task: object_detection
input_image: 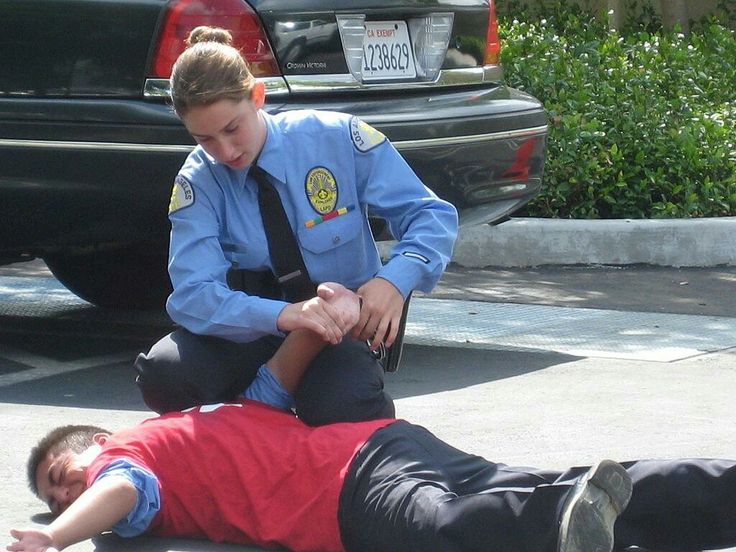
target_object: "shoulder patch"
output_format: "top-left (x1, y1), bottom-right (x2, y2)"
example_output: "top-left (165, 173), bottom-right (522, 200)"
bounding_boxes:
top-left (168, 176), bottom-right (195, 214)
top-left (350, 117), bottom-right (386, 152)
top-left (305, 166), bottom-right (338, 215)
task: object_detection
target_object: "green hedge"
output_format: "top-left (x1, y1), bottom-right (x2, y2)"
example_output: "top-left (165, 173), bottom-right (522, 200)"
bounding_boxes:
top-left (499, 1), bottom-right (736, 218)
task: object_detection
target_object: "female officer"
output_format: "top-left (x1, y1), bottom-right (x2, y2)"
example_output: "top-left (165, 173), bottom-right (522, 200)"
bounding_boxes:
top-left (134, 26), bottom-right (458, 426)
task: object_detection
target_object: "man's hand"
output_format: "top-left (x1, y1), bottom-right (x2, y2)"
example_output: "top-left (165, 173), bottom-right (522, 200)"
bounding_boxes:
top-left (7, 528), bottom-right (58, 552)
top-left (352, 277), bottom-right (404, 350)
top-left (316, 282), bottom-right (360, 330)
top-left (277, 282), bottom-right (360, 344)
top-left (8, 477), bottom-right (135, 552)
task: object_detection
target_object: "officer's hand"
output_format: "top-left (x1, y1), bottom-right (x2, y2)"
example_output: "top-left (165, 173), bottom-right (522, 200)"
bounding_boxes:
top-left (277, 288), bottom-right (356, 344)
top-left (316, 282), bottom-right (360, 331)
top-left (352, 277), bottom-right (404, 349)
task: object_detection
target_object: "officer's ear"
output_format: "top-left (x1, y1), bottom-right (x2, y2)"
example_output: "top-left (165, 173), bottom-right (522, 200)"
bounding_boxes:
top-left (251, 81), bottom-right (266, 110)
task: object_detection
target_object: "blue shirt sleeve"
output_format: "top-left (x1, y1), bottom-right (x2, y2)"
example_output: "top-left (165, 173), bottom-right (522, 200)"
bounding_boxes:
top-left (166, 153), bottom-right (287, 343)
top-left (93, 459), bottom-right (161, 537)
top-left (350, 118), bottom-right (459, 297)
top-left (242, 363), bottom-right (295, 410)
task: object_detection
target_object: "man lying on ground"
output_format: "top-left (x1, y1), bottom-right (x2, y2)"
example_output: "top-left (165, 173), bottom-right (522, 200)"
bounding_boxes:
top-left (7, 283), bottom-right (736, 552)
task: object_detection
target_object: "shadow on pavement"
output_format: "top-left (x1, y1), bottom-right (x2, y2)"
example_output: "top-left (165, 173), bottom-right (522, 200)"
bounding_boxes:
top-left (22, 517), bottom-right (267, 552)
top-left (0, 344), bottom-right (576, 411)
top-left (0, 361), bottom-right (148, 411)
top-left (92, 533), bottom-right (269, 551)
top-left (387, 344), bottom-right (580, 400)
top-left (0, 329), bottom-right (152, 364)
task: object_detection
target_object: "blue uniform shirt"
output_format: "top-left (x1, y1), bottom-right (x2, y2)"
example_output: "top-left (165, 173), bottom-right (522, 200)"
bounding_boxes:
top-left (167, 110), bottom-right (458, 342)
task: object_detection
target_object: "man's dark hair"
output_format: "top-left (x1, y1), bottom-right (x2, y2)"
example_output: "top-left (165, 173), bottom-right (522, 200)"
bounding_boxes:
top-left (27, 425), bottom-right (110, 496)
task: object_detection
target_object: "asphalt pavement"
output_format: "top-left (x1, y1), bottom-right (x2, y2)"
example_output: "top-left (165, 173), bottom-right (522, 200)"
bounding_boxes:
top-left (1, 256), bottom-right (735, 552)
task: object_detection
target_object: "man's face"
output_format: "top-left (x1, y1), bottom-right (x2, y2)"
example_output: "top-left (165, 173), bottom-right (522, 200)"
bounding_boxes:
top-left (182, 87), bottom-right (267, 171)
top-left (35, 445), bottom-right (99, 515)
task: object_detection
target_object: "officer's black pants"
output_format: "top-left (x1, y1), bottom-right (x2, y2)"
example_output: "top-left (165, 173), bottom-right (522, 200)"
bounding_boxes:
top-left (134, 328), bottom-right (395, 426)
top-left (339, 421), bottom-right (736, 552)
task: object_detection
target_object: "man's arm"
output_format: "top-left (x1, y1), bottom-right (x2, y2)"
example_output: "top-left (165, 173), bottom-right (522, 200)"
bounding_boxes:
top-left (8, 476), bottom-right (137, 552)
top-left (276, 282), bottom-right (360, 345)
top-left (266, 282), bottom-right (360, 395)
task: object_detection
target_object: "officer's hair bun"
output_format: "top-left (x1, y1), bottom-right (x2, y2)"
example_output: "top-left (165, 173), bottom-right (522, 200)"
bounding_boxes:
top-left (186, 26), bottom-right (234, 48)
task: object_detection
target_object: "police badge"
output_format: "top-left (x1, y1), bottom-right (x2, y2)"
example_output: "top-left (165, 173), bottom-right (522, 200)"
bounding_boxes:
top-left (305, 166), bottom-right (338, 215)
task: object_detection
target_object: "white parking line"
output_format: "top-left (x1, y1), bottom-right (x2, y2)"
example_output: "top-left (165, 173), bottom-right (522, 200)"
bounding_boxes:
top-left (0, 344), bottom-right (136, 388)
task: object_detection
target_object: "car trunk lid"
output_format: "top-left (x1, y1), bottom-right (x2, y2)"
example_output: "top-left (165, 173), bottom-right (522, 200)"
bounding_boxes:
top-left (0, 0), bottom-right (166, 98)
top-left (257, 0), bottom-right (493, 82)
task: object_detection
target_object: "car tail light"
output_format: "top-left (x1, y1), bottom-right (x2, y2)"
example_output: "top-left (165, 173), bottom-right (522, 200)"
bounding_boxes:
top-left (484, 0), bottom-right (501, 65)
top-left (150, 0), bottom-right (280, 79)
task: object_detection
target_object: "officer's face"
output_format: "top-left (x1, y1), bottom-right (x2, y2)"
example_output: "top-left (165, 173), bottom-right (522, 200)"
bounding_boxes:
top-left (183, 84), bottom-right (267, 170)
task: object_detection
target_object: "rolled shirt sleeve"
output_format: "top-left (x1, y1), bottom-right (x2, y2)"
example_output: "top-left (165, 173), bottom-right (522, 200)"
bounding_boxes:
top-left (93, 460), bottom-right (161, 537)
top-left (166, 156), bottom-right (287, 343)
top-left (241, 363), bottom-right (295, 411)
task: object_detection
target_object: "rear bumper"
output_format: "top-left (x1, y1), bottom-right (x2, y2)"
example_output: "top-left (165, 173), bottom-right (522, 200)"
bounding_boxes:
top-left (0, 84), bottom-right (547, 256)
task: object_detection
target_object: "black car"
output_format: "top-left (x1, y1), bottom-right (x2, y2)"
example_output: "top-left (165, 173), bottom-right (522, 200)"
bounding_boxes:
top-left (0, 0), bottom-right (547, 308)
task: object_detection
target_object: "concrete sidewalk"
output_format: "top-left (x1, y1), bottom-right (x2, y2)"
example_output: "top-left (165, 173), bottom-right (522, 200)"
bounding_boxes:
top-left (451, 217), bottom-right (736, 268)
top-left (379, 216), bottom-right (736, 268)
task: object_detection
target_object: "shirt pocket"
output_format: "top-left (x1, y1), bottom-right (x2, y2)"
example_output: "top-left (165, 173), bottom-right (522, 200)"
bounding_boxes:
top-left (297, 210), bottom-right (363, 255)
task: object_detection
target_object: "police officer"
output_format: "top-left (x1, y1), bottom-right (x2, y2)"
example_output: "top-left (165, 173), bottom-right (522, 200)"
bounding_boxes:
top-left (134, 26), bottom-right (458, 425)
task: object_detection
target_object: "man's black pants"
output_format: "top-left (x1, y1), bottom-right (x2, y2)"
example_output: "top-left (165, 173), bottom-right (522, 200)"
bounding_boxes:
top-left (134, 328), bottom-right (395, 426)
top-left (339, 421), bottom-right (736, 552)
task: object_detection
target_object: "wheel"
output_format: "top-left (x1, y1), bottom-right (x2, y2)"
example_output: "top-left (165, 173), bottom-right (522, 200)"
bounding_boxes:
top-left (44, 247), bottom-right (171, 310)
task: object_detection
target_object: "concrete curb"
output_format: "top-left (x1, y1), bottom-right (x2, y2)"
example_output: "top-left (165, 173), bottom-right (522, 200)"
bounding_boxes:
top-left (451, 217), bottom-right (736, 268)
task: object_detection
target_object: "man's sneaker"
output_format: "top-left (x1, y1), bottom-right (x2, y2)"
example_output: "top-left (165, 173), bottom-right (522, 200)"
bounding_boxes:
top-left (557, 459), bottom-right (633, 552)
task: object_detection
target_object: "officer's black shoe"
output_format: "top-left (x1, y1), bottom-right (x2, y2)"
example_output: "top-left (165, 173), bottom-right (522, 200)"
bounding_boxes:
top-left (557, 459), bottom-right (633, 552)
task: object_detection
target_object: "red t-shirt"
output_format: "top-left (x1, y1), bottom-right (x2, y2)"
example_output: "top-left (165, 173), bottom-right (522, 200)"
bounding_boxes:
top-left (87, 400), bottom-right (394, 551)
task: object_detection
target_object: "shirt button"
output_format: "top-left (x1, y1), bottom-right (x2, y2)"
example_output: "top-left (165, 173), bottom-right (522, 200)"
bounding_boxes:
top-left (333, 236), bottom-right (341, 244)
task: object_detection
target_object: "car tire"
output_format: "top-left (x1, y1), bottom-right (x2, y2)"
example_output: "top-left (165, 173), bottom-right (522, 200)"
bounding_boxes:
top-left (44, 247), bottom-right (172, 310)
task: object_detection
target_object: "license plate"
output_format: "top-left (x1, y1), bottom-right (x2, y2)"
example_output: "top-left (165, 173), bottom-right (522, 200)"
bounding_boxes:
top-left (362, 21), bottom-right (416, 80)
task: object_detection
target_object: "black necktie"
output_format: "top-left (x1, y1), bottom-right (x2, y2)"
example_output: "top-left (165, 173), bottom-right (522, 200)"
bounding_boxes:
top-left (251, 165), bottom-right (315, 303)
